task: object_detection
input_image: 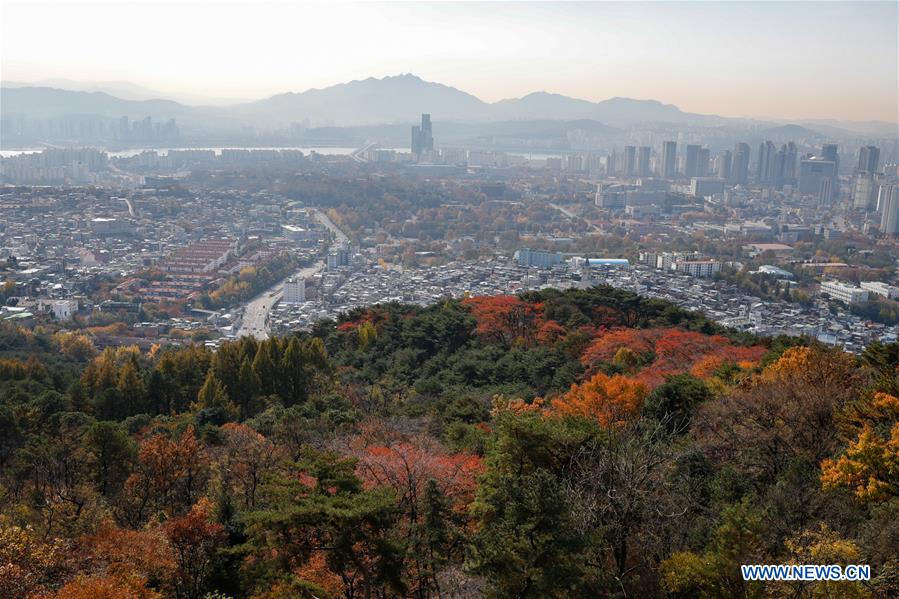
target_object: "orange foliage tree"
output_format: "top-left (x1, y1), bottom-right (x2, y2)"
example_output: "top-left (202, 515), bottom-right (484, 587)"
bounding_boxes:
top-left (163, 498), bottom-right (227, 599)
top-left (551, 372), bottom-right (648, 426)
top-left (121, 426), bottom-right (209, 524)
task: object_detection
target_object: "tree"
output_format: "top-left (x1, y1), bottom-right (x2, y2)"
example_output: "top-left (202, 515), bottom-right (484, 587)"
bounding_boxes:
top-left (39, 574), bottom-right (162, 599)
top-left (821, 423), bottom-right (899, 503)
top-left (86, 421), bottom-right (136, 498)
top-left (121, 426), bottom-right (209, 523)
top-left (660, 499), bottom-right (767, 599)
top-left (693, 346), bottom-right (862, 485)
top-left (766, 525), bottom-right (870, 599)
top-left (551, 372), bottom-right (648, 426)
top-left (643, 373), bottom-right (712, 432)
top-left (218, 422), bottom-right (281, 509)
top-left (241, 449), bottom-right (406, 599)
top-left (163, 498), bottom-right (227, 599)
top-left (195, 369), bottom-right (237, 423)
top-left (468, 408), bottom-right (600, 597)
top-left (563, 419), bottom-right (686, 592)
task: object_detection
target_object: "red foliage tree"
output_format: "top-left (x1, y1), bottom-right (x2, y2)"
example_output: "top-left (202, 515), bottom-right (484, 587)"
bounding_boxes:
top-left (463, 296), bottom-right (542, 345)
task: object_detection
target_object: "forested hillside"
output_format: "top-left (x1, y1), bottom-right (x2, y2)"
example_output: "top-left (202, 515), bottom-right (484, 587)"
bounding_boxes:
top-left (1, 285), bottom-right (897, 598)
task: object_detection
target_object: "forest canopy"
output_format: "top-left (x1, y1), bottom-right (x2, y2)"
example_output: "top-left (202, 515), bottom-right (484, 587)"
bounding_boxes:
top-left (0, 285), bottom-right (897, 598)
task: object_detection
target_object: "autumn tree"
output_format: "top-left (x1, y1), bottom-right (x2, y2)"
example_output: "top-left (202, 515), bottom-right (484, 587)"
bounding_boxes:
top-left (217, 422), bottom-right (282, 509)
top-left (241, 448), bottom-right (405, 599)
top-left (163, 498), bottom-right (227, 599)
top-left (551, 372), bottom-right (648, 426)
top-left (121, 425), bottom-right (209, 524)
top-left (821, 391), bottom-right (899, 503)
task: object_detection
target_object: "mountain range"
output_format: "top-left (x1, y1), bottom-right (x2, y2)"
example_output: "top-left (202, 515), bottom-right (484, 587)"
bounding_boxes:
top-left (2, 73), bottom-right (896, 139)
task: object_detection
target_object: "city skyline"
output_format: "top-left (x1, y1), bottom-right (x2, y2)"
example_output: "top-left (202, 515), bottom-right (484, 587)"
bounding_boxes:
top-left (2, 0), bottom-right (897, 122)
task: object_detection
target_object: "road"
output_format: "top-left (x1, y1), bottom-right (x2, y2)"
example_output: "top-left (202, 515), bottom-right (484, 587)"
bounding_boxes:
top-left (235, 210), bottom-right (350, 340)
top-left (236, 261), bottom-right (323, 340)
top-left (549, 202), bottom-right (602, 232)
top-left (350, 141), bottom-right (377, 162)
top-left (312, 208), bottom-right (350, 244)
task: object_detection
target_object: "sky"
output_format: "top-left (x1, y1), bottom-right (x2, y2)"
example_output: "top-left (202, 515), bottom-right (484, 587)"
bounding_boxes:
top-left (2, 0), bottom-right (897, 122)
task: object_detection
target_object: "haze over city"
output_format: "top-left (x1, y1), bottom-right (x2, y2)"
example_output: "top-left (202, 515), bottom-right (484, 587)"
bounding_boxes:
top-left (2, 0), bottom-right (897, 122)
top-left (4, 2), bottom-right (899, 599)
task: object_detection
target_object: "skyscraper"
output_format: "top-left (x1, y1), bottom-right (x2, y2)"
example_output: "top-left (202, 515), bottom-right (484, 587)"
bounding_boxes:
top-left (636, 146), bottom-right (651, 177)
top-left (717, 149), bottom-right (732, 180)
top-left (879, 184), bottom-right (899, 235)
top-left (822, 144), bottom-right (839, 173)
top-left (756, 141), bottom-right (777, 185)
top-left (622, 145), bottom-right (636, 176)
top-left (411, 125), bottom-right (422, 155)
top-left (858, 145), bottom-right (880, 173)
top-left (660, 141), bottom-right (677, 178)
top-left (799, 157), bottom-right (837, 199)
top-left (410, 113), bottom-right (434, 156)
top-left (731, 143), bottom-right (750, 184)
top-left (852, 173), bottom-right (881, 210)
top-left (783, 142), bottom-right (798, 184)
top-left (697, 147), bottom-right (710, 177)
top-left (684, 144), bottom-right (701, 178)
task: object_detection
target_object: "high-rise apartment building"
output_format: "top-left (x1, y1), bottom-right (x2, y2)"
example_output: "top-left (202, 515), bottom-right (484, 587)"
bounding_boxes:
top-left (799, 157), bottom-right (837, 203)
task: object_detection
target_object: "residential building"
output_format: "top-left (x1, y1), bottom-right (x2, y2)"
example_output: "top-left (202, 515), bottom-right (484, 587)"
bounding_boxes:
top-left (515, 248), bottom-right (563, 268)
top-left (283, 277), bottom-right (306, 304)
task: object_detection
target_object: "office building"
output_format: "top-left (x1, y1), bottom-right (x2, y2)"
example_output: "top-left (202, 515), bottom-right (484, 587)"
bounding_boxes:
top-left (782, 142), bottom-right (798, 185)
top-left (684, 144), bottom-right (701, 178)
top-left (880, 184), bottom-right (899, 235)
top-left (622, 145), bottom-right (636, 176)
top-left (696, 147), bottom-right (710, 177)
top-left (716, 150), bottom-right (732, 180)
top-left (799, 158), bottom-right (837, 197)
top-left (636, 146), bottom-right (652, 177)
top-left (410, 113), bottom-right (434, 156)
top-left (327, 246), bottom-right (350, 270)
top-left (852, 172), bottom-right (881, 210)
top-left (756, 140), bottom-right (777, 185)
top-left (691, 178), bottom-right (725, 197)
top-left (660, 141), bottom-right (677, 178)
top-left (731, 143), bottom-right (750, 184)
top-left (858, 145), bottom-right (880, 173)
top-left (283, 277), bottom-right (306, 304)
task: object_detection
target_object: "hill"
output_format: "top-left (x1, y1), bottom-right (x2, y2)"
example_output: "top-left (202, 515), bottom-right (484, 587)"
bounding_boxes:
top-left (0, 74), bottom-right (763, 130)
top-left (2, 285), bottom-right (897, 597)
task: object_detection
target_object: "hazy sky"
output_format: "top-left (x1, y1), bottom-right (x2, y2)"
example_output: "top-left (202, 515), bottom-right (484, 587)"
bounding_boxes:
top-left (2, 0), bottom-right (897, 122)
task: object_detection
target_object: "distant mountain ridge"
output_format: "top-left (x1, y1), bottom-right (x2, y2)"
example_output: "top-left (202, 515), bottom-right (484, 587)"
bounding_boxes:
top-left (2, 73), bottom-right (897, 137)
